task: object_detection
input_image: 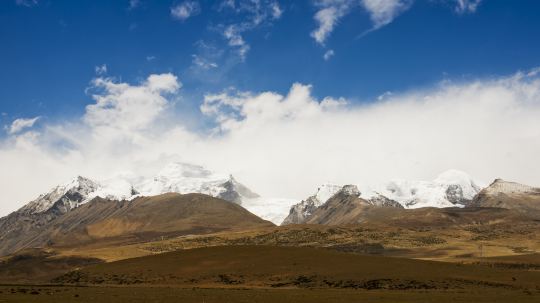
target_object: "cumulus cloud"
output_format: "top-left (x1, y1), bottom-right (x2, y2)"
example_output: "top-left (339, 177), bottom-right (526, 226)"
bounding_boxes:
top-left (171, 1), bottom-right (201, 21)
top-left (2, 69), bottom-right (540, 216)
top-left (6, 117), bottom-right (40, 135)
top-left (84, 74), bottom-right (180, 131)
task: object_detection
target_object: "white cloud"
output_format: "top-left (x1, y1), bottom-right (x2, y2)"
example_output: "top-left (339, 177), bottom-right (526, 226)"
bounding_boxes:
top-left (95, 64), bottom-right (107, 75)
top-left (223, 25), bottom-right (251, 61)
top-left (454, 0), bottom-right (482, 14)
top-left (171, 1), bottom-right (201, 21)
top-left (310, 0), bottom-right (412, 44)
top-left (85, 74), bottom-right (180, 131)
top-left (6, 117), bottom-right (40, 135)
top-left (270, 1), bottom-right (283, 19)
top-left (311, 0), bottom-right (479, 44)
top-left (217, 0), bottom-right (283, 60)
top-left (219, 0), bottom-right (283, 23)
top-left (2, 70), bottom-right (540, 216)
top-left (323, 49), bottom-right (335, 60)
top-left (360, 0), bottom-right (412, 30)
top-left (311, 0), bottom-right (353, 45)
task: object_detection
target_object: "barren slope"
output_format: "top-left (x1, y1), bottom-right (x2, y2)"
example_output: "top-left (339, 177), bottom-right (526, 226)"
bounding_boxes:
top-left (1, 193), bottom-right (273, 256)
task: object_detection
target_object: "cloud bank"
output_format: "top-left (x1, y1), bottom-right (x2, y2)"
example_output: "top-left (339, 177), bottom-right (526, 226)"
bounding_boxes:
top-left (1, 68), bottom-right (540, 216)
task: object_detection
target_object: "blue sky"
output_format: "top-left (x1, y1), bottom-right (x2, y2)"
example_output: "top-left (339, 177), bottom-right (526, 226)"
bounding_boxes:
top-left (2, 0), bottom-right (540, 215)
top-left (2, 0), bottom-right (540, 125)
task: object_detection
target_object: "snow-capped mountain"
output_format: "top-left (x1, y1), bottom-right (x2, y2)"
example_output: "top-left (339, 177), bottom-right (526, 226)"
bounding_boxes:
top-left (6, 167), bottom-right (514, 229)
top-left (281, 184), bottom-right (342, 225)
top-left (138, 162), bottom-right (259, 204)
top-left (19, 176), bottom-right (137, 215)
top-left (469, 179), bottom-right (540, 216)
top-left (302, 184), bottom-right (390, 225)
top-left (282, 170), bottom-right (483, 225)
top-left (135, 163), bottom-right (296, 224)
top-left (15, 162), bottom-right (267, 219)
top-left (282, 184), bottom-right (405, 225)
top-left (476, 178), bottom-right (540, 197)
top-left (368, 170), bottom-right (483, 209)
top-left (20, 176), bottom-right (99, 215)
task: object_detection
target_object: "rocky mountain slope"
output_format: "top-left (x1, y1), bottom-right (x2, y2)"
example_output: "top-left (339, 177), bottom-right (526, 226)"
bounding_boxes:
top-left (0, 176), bottom-right (123, 256)
top-left (0, 193), bottom-right (273, 256)
top-left (281, 184), bottom-right (342, 225)
top-left (303, 185), bottom-right (403, 225)
top-left (282, 171), bottom-right (540, 226)
top-left (0, 162), bottom-right (268, 256)
top-left (469, 179), bottom-right (540, 217)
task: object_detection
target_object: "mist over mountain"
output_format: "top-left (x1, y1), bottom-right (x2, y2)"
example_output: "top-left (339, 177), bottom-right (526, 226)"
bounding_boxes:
top-left (2, 70), bottom-right (540, 217)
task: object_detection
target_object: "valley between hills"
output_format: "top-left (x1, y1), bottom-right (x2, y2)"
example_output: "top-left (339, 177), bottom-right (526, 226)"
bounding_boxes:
top-left (0, 166), bottom-right (539, 302)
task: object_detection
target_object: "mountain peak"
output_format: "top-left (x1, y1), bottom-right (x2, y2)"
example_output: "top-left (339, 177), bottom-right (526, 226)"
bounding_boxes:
top-left (314, 184), bottom-right (342, 205)
top-left (137, 163), bottom-right (258, 204)
top-left (483, 178), bottom-right (539, 195)
top-left (339, 185), bottom-right (360, 197)
top-left (20, 175), bottom-right (100, 214)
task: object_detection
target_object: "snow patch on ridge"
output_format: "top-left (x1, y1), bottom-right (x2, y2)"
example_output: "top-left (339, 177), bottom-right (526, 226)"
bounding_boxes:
top-left (16, 162), bottom-right (291, 224)
top-left (16, 167), bottom-right (487, 226)
top-left (137, 162), bottom-right (231, 198)
top-left (365, 169), bottom-right (483, 208)
top-left (313, 184), bottom-right (343, 207)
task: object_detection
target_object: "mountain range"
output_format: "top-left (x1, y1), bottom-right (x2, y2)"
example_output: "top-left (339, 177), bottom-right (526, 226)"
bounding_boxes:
top-left (0, 163), bottom-right (539, 303)
top-left (1, 163), bottom-right (539, 258)
top-left (282, 169), bottom-right (482, 225)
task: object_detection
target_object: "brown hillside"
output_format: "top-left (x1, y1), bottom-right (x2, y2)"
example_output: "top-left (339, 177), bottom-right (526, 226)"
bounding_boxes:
top-left (2, 193), bottom-right (273, 255)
